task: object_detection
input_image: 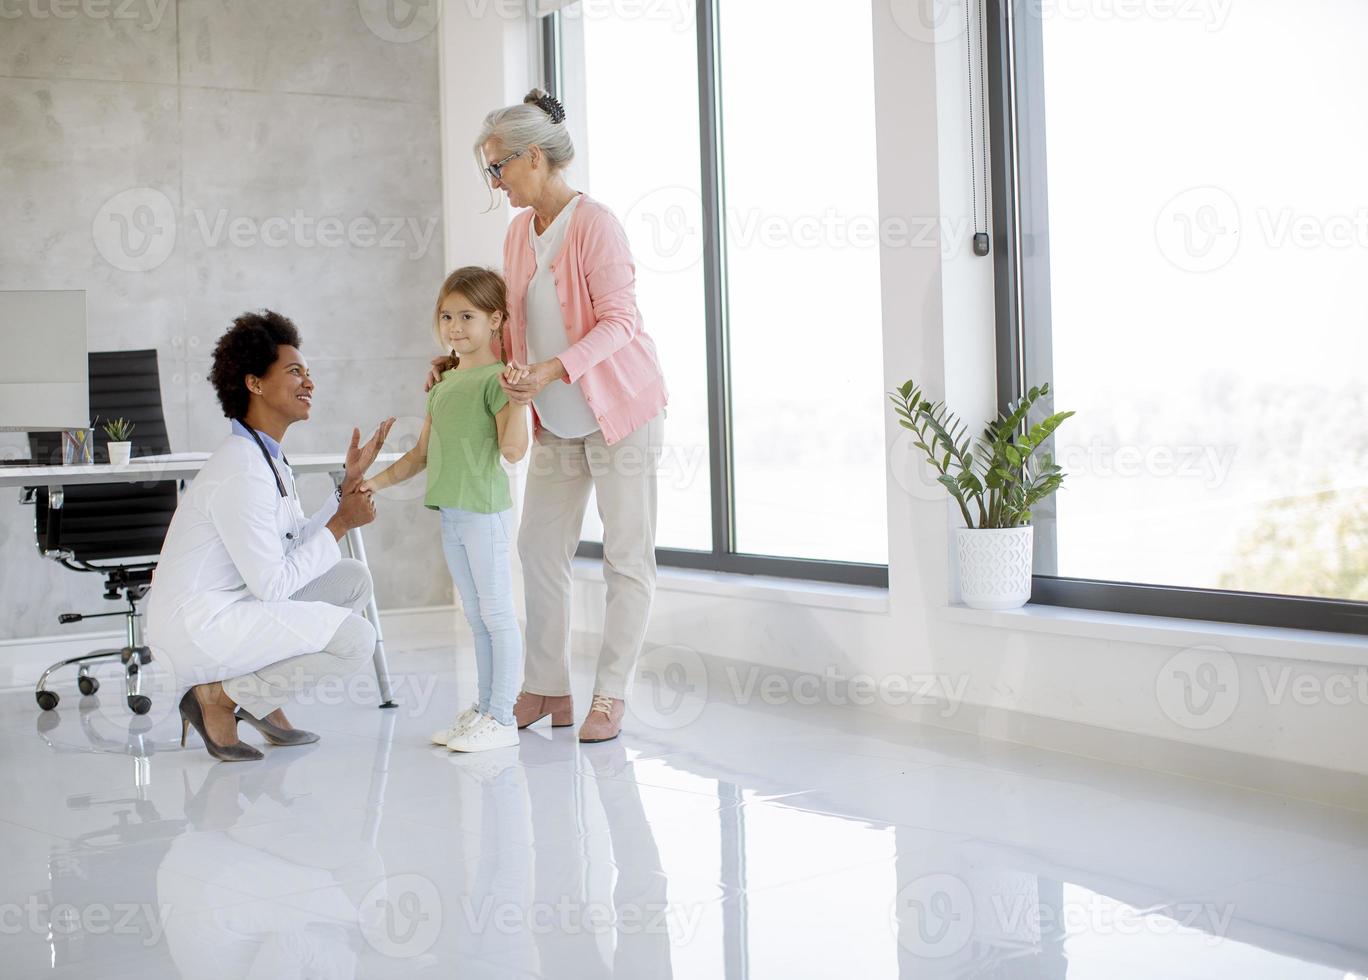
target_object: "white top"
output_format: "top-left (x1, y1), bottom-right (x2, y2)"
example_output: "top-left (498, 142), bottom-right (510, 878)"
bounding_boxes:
top-left (145, 434), bottom-right (349, 686)
top-left (524, 194), bottom-right (600, 439)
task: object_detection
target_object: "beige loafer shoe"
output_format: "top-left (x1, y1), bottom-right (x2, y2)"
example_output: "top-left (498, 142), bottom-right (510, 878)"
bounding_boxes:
top-left (578, 694), bottom-right (625, 743)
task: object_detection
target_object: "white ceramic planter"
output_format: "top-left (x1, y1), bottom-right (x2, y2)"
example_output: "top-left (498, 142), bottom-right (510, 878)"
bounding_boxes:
top-left (108, 441), bottom-right (132, 466)
top-left (956, 525), bottom-right (1034, 610)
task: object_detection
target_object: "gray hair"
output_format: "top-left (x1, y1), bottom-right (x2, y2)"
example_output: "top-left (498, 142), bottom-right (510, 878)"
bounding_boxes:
top-left (474, 88), bottom-right (575, 189)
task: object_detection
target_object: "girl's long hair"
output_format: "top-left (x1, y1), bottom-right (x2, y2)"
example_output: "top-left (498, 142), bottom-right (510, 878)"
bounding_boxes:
top-left (432, 266), bottom-right (509, 365)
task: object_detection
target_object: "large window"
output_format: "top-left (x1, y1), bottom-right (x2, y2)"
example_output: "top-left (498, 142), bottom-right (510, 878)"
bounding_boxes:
top-left (546, 0), bottom-right (888, 585)
top-left (715, 2), bottom-right (887, 566)
top-left (566, 0), bottom-right (713, 554)
top-left (990, 0), bottom-right (1368, 633)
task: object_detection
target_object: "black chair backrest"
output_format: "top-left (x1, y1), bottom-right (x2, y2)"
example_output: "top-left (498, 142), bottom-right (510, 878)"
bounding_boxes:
top-left (31, 483), bottom-right (180, 562)
top-left (28, 350), bottom-right (178, 564)
top-left (29, 350), bottom-right (172, 465)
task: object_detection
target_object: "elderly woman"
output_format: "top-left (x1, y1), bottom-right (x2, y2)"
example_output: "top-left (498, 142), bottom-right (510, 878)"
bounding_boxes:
top-left (432, 89), bottom-right (667, 743)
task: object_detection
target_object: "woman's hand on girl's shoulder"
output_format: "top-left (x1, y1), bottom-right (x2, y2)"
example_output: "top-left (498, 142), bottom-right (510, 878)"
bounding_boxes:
top-left (424, 355), bottom-right (456, 392)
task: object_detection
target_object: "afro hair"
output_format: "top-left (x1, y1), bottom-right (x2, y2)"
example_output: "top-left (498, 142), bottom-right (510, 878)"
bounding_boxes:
top-left (207, 309), bottom-right (303, 421)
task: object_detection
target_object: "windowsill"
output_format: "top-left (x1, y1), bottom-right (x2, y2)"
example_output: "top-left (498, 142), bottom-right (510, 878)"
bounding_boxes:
top-left (941, 603), bottom-right (1368, 667)
top-left (570, 557), bottom-right (890, 614)
top-left (568, 556), bottom-right (1365, 661)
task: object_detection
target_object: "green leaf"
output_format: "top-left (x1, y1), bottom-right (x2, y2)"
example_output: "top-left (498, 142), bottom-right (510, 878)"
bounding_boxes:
top-left (936, 474), bottom-right (964, 500)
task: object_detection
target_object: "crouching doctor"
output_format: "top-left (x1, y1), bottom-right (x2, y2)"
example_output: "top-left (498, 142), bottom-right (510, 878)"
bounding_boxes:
top-left (146, 310), bottom-right (395, 762)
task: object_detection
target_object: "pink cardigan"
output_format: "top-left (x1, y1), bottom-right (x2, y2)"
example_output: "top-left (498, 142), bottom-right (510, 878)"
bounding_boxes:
top-left (498, 192), bottom-right (668, 445)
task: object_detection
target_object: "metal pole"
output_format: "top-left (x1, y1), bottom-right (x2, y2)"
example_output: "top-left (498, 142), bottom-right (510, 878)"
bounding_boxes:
top-left (333, 470), bottom-right (397, 708)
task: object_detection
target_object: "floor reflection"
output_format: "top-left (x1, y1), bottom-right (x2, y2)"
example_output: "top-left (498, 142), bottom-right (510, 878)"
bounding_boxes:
top-left (4, 659), bottom-right (1367, 979)
top-left (158, 745), bottom-right (386, 978)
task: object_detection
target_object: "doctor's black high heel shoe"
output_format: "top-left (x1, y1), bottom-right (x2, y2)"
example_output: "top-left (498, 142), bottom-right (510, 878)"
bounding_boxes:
top-left (234, 707), bottom-right (320, 746)
top-left (179, 688), bottom-right (263, 762)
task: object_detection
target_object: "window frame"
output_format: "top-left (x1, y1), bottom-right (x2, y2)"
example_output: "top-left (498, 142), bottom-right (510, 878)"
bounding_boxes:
top-left (985, 0), bottom-right (1368, 635)
top-left (541, 0), bottom-right (889, 589)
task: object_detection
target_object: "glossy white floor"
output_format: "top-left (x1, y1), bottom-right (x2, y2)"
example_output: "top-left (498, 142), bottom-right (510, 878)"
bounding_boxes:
top-left (2, 643), bottom-right (1367, 979)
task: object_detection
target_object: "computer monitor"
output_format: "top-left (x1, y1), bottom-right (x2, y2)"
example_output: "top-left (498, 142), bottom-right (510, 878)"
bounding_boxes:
top-left (0, 290), bottom-right (89, 432)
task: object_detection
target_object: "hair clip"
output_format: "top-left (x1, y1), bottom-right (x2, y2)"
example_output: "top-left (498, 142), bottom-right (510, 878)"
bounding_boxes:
top-left (536, 94), bottom-right (566, 124)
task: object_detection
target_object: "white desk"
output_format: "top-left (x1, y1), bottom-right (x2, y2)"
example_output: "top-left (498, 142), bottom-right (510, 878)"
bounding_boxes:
top-left (2, 452), bottom-right (404, 707)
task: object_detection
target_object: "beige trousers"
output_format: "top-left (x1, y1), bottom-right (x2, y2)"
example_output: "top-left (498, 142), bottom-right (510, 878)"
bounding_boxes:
top-left (518, 409), bottom-right (664, 700)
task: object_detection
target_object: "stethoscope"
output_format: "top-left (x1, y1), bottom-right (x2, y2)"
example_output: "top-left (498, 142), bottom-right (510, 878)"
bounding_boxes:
top-left (241, 422), bottom-right (303, 542)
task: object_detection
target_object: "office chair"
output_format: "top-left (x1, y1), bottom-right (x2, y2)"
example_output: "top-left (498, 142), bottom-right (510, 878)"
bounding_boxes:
top-left (26, 349), bottom-right (179, 715)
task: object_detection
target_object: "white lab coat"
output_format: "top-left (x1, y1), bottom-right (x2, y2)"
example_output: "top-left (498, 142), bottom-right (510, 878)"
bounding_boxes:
top-left (145, 434), bottom-right (351, 688)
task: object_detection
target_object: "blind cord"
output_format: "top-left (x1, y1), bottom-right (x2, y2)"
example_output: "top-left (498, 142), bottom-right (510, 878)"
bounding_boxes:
top-left (967, 0), bottom-right (992, 256)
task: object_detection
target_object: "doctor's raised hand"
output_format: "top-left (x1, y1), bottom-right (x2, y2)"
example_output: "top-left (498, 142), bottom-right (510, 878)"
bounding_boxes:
top-left (343, 419), bottom-right (395, 491)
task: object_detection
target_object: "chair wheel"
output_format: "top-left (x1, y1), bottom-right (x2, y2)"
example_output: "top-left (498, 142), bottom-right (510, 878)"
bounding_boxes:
top-left (128, 695), bottom-right (152, 715)
top-left (36, 690), bottom-right (59, 711)
top-left (78, 676), bottom-right (99, 696)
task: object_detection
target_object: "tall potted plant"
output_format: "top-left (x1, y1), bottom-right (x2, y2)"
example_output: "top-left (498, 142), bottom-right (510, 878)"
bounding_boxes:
top-left (888, 381), bottom-right (1074, 610)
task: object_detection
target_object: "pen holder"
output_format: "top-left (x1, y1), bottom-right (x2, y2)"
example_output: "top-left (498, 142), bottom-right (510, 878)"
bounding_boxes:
top-left (62, 428), bottom-right (93, 465)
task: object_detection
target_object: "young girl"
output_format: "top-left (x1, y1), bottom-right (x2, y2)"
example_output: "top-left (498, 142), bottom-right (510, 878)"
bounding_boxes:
top-left (362, 267), bottom-right (529, 752)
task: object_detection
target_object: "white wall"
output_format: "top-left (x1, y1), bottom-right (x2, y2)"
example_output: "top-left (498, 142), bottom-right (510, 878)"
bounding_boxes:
top-left (437, 0), bottom-right (536, 269)
top-left (449, 0), bottom-right (1368, 786)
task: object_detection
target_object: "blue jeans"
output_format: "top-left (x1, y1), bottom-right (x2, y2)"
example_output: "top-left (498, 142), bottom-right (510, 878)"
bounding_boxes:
top-left (440, 507), bottom-right (522, 726)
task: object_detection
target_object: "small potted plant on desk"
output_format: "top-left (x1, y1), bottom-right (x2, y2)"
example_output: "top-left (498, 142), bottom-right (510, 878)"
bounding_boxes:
top-left (103, 417), bottom-right (135, 466)
top-left (888, 381), bottom-right (1074, 610)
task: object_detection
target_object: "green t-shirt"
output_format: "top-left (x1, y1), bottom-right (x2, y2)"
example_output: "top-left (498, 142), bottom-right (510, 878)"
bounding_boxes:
top-left (424, 363), bottom-right (511, 513)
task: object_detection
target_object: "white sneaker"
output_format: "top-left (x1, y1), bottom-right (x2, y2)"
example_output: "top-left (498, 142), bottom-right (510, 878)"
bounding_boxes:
top-left (430, 704), bottom-right (481, 746)
top-left (446, 713), bottom-right (519, 752)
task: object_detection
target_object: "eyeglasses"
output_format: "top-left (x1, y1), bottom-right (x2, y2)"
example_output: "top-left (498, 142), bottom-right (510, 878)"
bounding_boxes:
top-left (484, 150), bottom-right (524, 182)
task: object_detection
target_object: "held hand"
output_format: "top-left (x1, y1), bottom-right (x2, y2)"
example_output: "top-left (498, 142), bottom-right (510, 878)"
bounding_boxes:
top-left (499, 361), bottom-right (536, 406)
top-left (332, 486), bottom-right (377, 533)
top-left (345, 418), bottom-right (396, 486)
top-left (502, 360), bottom-right (533, 386)
top-left (425, 354), bottom-right (458, 392)
top-left (502, 358), bottom-right (563, 398)
top-left (498, 381), bottom-right (536, 406)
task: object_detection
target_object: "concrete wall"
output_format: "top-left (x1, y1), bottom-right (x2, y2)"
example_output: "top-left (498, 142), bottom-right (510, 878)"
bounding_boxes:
top-left (0, 0), bottom-right (449, 640)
